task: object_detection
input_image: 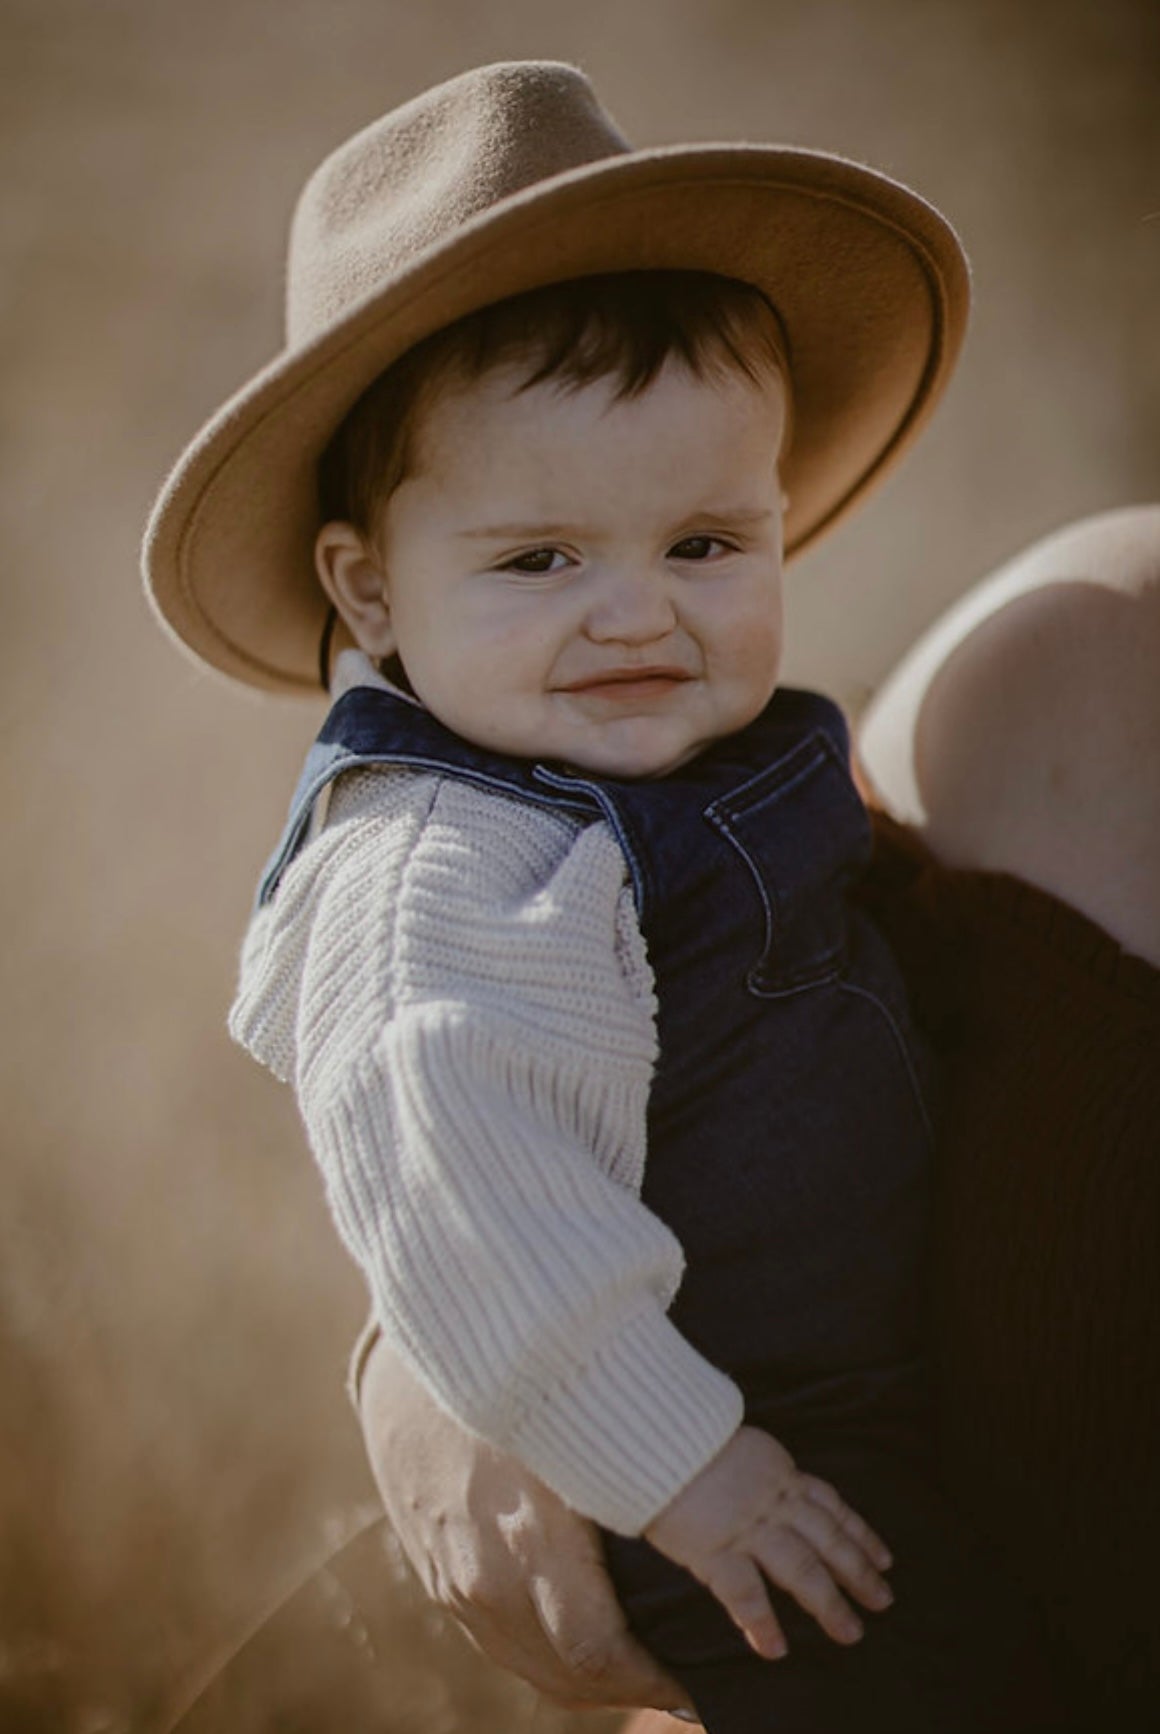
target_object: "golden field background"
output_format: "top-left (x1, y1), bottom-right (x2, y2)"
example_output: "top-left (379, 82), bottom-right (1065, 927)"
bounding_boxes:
top-left (1, 0), bottom-right (1157, 1727)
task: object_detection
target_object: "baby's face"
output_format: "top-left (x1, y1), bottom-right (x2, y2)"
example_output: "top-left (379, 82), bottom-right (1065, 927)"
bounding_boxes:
top-left (335, 356), bottom-right (787, 778)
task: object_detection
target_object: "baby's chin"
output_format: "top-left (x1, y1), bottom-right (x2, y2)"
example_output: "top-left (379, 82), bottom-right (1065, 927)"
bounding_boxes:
top-left (421, 695), bottom-right (751, 780)
top-left (547, 694), bottom-right (777, 780)
top-left (540, 704), bottom-right (780, 780)
top-left (550, 728), bottom-right (712, 781)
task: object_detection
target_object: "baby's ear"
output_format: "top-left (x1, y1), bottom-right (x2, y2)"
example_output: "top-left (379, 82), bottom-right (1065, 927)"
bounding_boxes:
top-left (314, 521), bottom-right (397, 658)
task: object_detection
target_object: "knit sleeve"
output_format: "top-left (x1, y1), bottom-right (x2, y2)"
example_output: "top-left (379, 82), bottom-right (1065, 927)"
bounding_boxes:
top-left (272, 773), bottom-right (743, 1534)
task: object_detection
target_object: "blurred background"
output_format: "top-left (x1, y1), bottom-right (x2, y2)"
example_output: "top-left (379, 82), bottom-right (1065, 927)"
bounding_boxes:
top-left (1, 0), bottom-right (1157, 1727)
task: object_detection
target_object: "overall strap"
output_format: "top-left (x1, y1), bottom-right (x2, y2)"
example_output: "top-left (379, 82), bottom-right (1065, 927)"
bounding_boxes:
top-left (532, 689), bottom-right (871, 989)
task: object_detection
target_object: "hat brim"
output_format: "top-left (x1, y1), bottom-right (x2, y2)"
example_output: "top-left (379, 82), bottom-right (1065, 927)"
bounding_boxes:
top-left (143, 144), bottom-right (969, 693)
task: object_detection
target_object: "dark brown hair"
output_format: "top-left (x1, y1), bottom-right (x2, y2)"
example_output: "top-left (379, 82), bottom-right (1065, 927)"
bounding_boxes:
top-left (317, 271), bottom-right (790, 536)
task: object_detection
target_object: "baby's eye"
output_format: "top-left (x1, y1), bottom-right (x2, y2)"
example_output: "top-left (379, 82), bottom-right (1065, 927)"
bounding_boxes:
top-left (669, 535), bottom-right (732, 561)
top-left (503, 548), bottom-right (569, 575)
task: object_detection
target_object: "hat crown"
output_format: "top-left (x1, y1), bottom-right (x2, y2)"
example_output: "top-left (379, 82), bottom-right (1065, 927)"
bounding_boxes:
top-left (287, 62), bottom-right (631, 346)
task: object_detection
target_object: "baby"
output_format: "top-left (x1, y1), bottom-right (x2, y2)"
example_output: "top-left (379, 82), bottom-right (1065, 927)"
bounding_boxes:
top-left (145, 63), bottom-right (1046, 1734)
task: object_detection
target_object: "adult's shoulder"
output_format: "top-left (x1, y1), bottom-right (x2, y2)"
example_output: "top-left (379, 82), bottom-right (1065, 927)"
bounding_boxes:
top-left (858, 506), bottom-right (1160, 966)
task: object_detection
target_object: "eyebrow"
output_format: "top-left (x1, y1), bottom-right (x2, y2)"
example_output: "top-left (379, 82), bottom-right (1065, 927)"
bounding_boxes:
top-left (456, 521), bottom-right (584, 541)
top-left (457, 506), bottom-right (776, 540)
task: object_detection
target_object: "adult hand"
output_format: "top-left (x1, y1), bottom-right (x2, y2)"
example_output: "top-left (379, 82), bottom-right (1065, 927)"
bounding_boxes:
top-left (359, 1329), bottom-right (695, 1713)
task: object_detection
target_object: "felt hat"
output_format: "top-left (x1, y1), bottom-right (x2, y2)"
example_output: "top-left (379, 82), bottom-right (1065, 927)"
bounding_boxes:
top-left (142, 60), bottom-right (970, 694)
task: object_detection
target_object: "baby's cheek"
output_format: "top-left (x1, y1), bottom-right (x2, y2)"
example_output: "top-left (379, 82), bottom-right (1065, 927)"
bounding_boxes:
top-left (730, 623), bottom-right (781, 700)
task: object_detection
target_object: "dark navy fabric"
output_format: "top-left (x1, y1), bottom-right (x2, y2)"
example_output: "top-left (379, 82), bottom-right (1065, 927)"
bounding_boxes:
top-left (262, 683), bottom-right (1059, 1734)
top-left (263, 682), bottom-right (933, 1402)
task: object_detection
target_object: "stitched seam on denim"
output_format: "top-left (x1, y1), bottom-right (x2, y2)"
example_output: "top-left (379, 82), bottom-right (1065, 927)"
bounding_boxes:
top-left (746, 965), bottom-right (843, 999)
top-left (703, 802), bottom-right (779, 982)
top-left (707, 734), bottom-right (834, 826)
top-left (532, 766), bottom-right (652, 916)
top-left (836, 978), bottom-right (934, 1144)
top-left (701, 730), bottom-right (849, 988)
top-left (705, 742), bottom-right (845, 991)
top-left (705, 806), bottom-right (844, 992)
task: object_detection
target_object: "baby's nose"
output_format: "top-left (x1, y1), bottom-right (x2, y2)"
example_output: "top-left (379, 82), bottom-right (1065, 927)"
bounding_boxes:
top-left (585, 566), bottom-right (678, 643)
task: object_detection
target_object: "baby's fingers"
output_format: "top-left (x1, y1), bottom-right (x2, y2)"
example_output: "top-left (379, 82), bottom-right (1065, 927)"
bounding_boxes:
top-left (800, 1474), bottom-right (893, 1571)
top-left (751, 1524), bottom-right (865, 1647)
top-left (704, 1555), bottom-right (788, 1662)
top-left (790, 1497), bottom-right (895, 1617)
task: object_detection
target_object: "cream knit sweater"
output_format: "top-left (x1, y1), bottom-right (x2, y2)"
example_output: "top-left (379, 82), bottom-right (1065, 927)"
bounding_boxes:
top-left (230, 664), bottom-right (744, 1534)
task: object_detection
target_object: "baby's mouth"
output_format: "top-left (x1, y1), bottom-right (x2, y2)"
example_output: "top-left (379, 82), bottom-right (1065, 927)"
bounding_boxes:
top-left (559, 666), bottom-right (695, 698)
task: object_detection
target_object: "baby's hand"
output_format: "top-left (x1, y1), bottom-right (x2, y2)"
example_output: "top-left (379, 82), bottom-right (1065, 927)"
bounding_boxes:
top-left (643, 1425), bottom-right (894, 1661)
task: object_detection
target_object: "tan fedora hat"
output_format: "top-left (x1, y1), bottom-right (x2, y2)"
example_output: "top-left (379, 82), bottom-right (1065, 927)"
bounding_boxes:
top-left (142, 60), bottom-right (970, 695)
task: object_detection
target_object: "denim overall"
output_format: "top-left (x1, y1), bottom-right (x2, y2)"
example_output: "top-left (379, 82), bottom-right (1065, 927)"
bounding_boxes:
top-left (261, 683), bottom-right (1052, 1734)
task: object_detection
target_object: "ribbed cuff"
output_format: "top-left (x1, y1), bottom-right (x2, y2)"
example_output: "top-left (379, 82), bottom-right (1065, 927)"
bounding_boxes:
top-left (508, 1307), bottom-right (744, 1536)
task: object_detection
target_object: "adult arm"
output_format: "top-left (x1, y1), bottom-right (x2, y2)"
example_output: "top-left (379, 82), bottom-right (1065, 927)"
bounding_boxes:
top-left (359, 1326), bottom-right (695, 1711)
